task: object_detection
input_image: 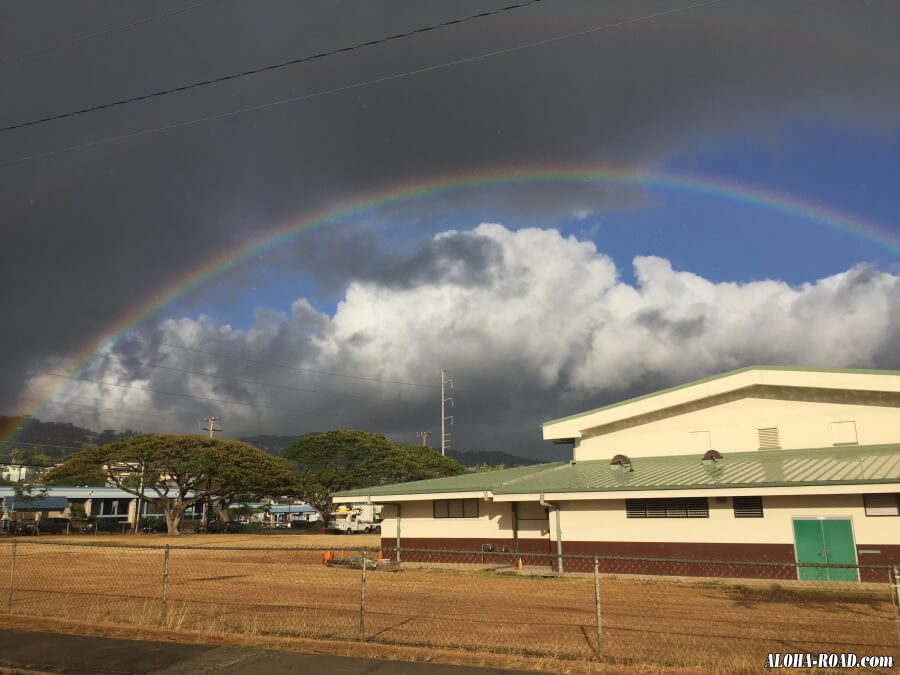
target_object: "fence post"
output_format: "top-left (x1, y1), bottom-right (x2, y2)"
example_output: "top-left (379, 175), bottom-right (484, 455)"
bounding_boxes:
top-left (359, 547), bottom-right (368, 641)
top-left (159, 544), bottom-right (170, 627)
top-left (6, 541), bottom-right (17, 614)
top-left (593, 556), bottom-right (602, 658)
top-left (892, 565), bottom-right (900, 648)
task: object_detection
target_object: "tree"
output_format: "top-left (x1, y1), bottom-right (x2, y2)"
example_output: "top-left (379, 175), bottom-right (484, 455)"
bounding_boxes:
top-left (284, 430), bottom-right (466, 523)
top-left (471, 463), bottom-right (507, 473)
top-left (43, 434), bottom-right (296, 536)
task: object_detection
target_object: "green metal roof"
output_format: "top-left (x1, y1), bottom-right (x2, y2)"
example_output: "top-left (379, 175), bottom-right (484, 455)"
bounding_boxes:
top-left (495, 443), bottom-right (900, 494)
top-left (541, 365), bottom-right (900, 428)
top-left (335, 444), bottom-right (900, 498)
top-left (333, 462), bottom-right (566, 497)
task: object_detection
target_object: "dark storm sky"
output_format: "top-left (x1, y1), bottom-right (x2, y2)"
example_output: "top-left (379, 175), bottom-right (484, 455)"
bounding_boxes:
top-left (2, 1), bottom-right (899, 457)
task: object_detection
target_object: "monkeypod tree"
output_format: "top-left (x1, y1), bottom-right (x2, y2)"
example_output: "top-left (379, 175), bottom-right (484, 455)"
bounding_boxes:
top-left (43, 434), bottom-right (295, 535)
top-left (284, 429), bottom-right (466, 523)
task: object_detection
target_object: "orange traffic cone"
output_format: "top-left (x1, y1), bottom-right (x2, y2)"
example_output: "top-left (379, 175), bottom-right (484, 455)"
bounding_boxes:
top-left (516, 557), bottom-right (524, 571)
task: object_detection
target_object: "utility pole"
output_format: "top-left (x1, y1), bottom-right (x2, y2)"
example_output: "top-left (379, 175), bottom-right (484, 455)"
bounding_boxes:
top-left (199, 416), bottom-right (221, 531)
top-left (441, 369), bottom-right (453, 457)
top-left (201, 416), bottom-right (221, 438)
top-left (416, 431), bottom-right (431, 447)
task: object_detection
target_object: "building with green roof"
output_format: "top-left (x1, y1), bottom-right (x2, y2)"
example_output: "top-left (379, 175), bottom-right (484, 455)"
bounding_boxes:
top-left (334, 366), bottom-right (900, 579)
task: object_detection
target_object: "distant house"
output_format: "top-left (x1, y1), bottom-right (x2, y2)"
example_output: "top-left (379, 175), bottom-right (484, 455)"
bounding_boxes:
top-left (0, 464), bottom-right (41, 483)
top-left (334, 366), bottom-right (900, 580)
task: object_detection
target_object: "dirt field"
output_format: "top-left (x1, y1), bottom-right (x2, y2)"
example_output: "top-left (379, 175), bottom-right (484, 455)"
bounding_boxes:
top-left (1, 535), bottom-right (896, 672)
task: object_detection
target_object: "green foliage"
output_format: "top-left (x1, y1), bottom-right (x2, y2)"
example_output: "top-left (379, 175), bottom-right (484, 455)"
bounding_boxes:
top-left (68, 502), bottom-right (87, 519)
top-left (283, 429), bottom-right (465, 519)
top-left (244, 522), bottom-right (262, 534)
top-left (43, 434), bottom-right (296, 536)
top-left (470, 463), bottom-right (507, 473)
top-left (12, 482), bottom-right (48, 503)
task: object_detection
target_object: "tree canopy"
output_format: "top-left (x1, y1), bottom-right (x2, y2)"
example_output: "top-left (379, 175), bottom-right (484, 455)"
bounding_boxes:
top-left (283, 430), bottom-right (466, 521)
top-left (43, 434), bottom-right (296, 535)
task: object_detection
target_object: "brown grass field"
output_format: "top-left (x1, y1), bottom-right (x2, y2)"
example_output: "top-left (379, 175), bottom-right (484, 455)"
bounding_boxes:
top-left (0, 534), bottom-right (897, 673)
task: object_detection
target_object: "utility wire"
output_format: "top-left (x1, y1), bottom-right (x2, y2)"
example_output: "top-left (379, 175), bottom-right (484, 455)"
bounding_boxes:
top-left (114, 331), bottom-right (433, 388)
top-left (0, 0), bottom-right (548, 133)
top-left (38, 371), bottom-right (346, 419)
top-left (0, 0), bottom-right (724, 168)
top-left (0, 439), bottom-right (87, 451)
top-left (0, 0), bottom-right (226, 66)
top-left (40, 399), bottom-right (181, 424)
top-left (96, 353), bottom-right (419, 405)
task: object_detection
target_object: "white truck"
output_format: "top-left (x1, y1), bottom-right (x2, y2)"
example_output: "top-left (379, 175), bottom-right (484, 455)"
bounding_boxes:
top-left (329, 503), bottom-right (383, 534)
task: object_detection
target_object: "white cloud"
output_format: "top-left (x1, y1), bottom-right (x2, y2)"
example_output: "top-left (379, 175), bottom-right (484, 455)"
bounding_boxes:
top-left (29, 224), bottom-right (900, 454)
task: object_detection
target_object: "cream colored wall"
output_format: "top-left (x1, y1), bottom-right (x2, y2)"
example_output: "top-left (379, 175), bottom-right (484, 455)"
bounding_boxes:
top-left (380, 499), bottom-right (549, 540)
top-left (555, 494), bottom-right (900, 546)
top-left (544, 369), bottom-right (900, 441)
top-left (575, 398), bottom-right (900, 460)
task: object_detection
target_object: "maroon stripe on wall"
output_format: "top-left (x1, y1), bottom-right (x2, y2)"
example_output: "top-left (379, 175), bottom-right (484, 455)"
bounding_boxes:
top-left (379, 538), bottom-right (900, 580)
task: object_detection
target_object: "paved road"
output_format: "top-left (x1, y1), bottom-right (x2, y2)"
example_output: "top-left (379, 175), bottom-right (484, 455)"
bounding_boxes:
top-left (0, 630), bottom-right (544, 675)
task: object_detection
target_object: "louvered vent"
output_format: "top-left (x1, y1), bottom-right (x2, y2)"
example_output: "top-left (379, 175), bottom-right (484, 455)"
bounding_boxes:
top-left (758, 427), bottom-right (781, 449)
top-left (733, 496), bottom-right (764, 518)
top-left (625, 498), bottom-right (709, 519)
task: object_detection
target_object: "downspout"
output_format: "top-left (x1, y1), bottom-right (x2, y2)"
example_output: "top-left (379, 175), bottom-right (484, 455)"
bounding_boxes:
top-left (395, 503), bottom-right (402, 564)
top-left (539, 492), bottom-right (564, 575)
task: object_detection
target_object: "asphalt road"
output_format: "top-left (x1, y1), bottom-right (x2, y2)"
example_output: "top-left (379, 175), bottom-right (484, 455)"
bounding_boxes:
top-left (0, 630), bottom-right (545, 675)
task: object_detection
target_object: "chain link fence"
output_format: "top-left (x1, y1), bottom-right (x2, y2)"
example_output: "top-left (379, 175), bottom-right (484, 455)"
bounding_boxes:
top-left (1, 540), bottom-right (897, 670)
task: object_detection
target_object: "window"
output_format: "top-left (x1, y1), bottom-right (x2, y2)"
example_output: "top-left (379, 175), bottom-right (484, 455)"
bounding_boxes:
top-left (433, 499), bottom-right (479, 519)
top-left (758, 427), bottom-right (780, 449)
top-left (863, 494), bottom-right (900, 517)
top-left (831, 421), bottom-right (858, 446)
top-left (733, 496), bottom-right (764, 518)
top-left (625, 498), bottom-right (709, 518)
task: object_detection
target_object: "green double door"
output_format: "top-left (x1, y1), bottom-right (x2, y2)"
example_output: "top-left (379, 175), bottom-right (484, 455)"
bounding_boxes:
top-left (793, 519), bottom-right (858, 581)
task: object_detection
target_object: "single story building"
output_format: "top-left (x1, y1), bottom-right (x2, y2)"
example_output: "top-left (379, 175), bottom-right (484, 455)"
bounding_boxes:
top-left (334, 366), bottom-right (900, 580)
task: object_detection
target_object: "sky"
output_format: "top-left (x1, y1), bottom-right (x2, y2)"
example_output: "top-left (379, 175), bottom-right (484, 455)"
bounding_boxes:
top-left (1, 0), bottom-right (899, 460)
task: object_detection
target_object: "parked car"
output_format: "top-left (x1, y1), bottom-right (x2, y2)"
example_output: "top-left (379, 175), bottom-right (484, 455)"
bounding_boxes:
top-left (204, 520), bottom-right (245, 534)
top-left (36, 517), bottom-right (69, 534)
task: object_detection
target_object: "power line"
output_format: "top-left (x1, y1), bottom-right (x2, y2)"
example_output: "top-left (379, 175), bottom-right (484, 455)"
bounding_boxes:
top-left (95, 353), bottom-right (420, 404)
top-left (0, 439), bottom-right (86, 451)
top-left (0, 0), bottom-right (549, 133)
top-left (0, 0), bottom-right (226, 66)
top-left (38, 371), bottom-right (346, 419)
top-left (113, 331), bottom-right (433, 389)
top-left (0, 0), bottom-right (724, 168)
top-left (39, 399), bottom-right (180, 424)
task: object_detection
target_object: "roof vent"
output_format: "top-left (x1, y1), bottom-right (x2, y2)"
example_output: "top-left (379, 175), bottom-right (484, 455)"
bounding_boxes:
top-left (610, 454), bottom-right (633, 472)
top-left (702, 449), bottom-right (723, 472)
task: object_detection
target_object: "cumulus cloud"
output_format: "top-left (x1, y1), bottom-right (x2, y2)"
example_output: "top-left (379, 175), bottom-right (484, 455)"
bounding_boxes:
top-left (28, 224), bottom-right (900, 457)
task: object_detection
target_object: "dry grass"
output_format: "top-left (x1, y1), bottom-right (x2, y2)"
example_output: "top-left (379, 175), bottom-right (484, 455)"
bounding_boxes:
top-left (1, 536), bottom-right (897, 673)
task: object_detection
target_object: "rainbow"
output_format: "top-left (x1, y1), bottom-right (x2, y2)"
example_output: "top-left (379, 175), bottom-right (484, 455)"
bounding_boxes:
top-left (6, 165), bottom-right (899, 447)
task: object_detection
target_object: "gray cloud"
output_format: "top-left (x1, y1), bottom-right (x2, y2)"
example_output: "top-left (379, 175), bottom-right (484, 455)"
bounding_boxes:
top-left (25, 225), bottom-right (900, 458)
top-left (2, 0), bottom-right (900, 423)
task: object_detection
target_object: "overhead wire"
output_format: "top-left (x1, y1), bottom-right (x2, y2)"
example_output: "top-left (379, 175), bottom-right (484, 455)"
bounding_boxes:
top-left (0, 0), bottom-right (725, 168)
top-left (0, 0), bottom-right (549, 132)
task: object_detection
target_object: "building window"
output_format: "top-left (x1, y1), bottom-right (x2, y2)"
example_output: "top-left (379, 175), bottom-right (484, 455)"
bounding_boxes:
top-left (863, 494), bottom-right (900, 517)
top-left (433, 499), bottom-right (479, 519)
top-left (831, 421), bottom-right (858, 446)
top-left (733, 496), bottom-right (764, 518)
top-left (625, 498), bottom-right (709, 518)
top-left (758, 427), bottom-right (780, 449)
